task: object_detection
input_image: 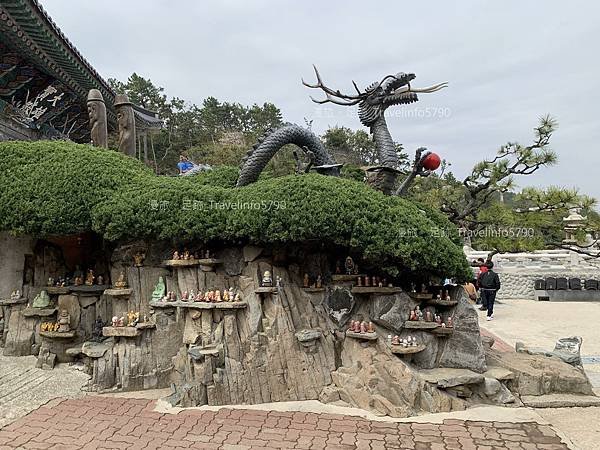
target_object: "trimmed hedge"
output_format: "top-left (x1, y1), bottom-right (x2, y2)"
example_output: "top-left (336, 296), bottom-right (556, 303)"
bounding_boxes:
top-left (0, 141), bottom-right (471, 279)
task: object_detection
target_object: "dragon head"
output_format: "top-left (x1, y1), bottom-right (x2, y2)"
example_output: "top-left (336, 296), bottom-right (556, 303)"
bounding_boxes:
top-left (302, 66), bottom-right (447, 127)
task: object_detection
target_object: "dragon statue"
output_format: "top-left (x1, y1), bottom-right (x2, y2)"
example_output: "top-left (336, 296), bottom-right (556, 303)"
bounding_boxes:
top-left (236, 66), bottom-right (447, 195)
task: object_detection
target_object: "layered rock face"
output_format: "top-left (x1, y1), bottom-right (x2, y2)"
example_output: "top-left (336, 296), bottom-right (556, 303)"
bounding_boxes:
top-left (1, 237), bottom-right (488, 417)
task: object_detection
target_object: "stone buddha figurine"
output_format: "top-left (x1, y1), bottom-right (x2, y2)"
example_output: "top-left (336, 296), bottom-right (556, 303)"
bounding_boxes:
top-left (57, 309), bottom-right (70, 333)
top-left (114, 271), bottom-right (127, 289)
top-left (262, 271), bottom-right (273, 287)
top-left (152, 277), bottom-right (166, 302)
top-left (32, 290), bottom-right (50, 308)
top-left (85, 269), bottom-right (95, 286)
top-left (344, 256), bottom-right (355, 275)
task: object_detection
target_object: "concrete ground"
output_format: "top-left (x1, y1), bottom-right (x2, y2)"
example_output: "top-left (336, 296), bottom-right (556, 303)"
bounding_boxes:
top-left (477, 299), bottom-right (600, 391)
top-left (0, 396), bottom-right (571, 449)
top-left (2, 299), bottom-right (600, 448)
top-left (478, 299), bottom-right (600, 449)
top-left (0, 355), bottom-right (88, 428)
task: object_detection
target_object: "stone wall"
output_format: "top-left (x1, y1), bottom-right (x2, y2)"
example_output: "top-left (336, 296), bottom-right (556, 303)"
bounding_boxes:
top-left (495, 271), bottom-right (600, 301)
top-left (464, 247), bottom-right (600, 300)
top-left (0, 232), bottom-right (35, 299)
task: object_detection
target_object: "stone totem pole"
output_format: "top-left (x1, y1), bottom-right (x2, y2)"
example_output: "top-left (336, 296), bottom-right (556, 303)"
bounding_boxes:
top-left (114, 94), bottom-right (137, 158)
top-left (86, 89), bottom-right (108, 148)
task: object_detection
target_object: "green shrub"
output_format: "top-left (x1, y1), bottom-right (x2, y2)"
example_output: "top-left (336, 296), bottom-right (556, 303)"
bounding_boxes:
top-left (0, 140), bottom-right (471, 279)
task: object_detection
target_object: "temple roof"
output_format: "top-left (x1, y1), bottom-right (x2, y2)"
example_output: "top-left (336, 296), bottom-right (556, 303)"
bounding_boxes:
top-left (0, 0), bottom-right (161, 142)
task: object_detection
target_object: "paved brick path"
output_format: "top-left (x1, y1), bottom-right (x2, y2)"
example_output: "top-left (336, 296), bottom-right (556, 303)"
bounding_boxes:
top-left (0, 397), bottom-right (569, 449)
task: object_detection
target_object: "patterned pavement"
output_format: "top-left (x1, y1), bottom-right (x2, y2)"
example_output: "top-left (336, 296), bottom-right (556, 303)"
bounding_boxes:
top-left (0, 397), bottom-right (570, 450)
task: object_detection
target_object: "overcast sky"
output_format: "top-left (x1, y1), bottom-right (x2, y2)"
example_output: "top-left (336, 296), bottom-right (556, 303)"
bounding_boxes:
top-left (41, 1), bottom-right (600, 200)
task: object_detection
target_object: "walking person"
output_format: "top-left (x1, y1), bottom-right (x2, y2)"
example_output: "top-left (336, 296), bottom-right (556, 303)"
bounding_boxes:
top-left (476, 258), bottom-right (489, 310)
top-left (478, 261), bottom-right (500, 320)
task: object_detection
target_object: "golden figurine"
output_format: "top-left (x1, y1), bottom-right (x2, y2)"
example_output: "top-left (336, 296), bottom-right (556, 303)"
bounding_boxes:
top-left (84, 269), bottom-right (95, 286)
top-left (114, 271), bottom-right (128, 289)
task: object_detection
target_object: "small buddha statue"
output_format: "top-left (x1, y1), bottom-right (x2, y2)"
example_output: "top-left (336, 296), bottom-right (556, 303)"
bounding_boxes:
top-left (223, 290), bottom-right (230, 301)
top-left (348, 320), bottom-right (355, 331)
top-left (357, 276), bottom-right (362, 287)
top-left (234, 292), bottom-right (241, 302)
top-left (425, 311), bottom-right (432, 322)
top-left (447, 317), bottom-right (453, 328)
top-left (127, 311), bottom-right (136, 326)
top-left (276, 276), bottom-right (282, 287)
top-left (183, 249), bottom-right (191, 260)
top-left (367, 322), bottom-right (375, 333)
top-left (85, 269), bottom-right (95, 286)
top-left (97, 275), bottom-right (104, 285)
top-left (182, 291), bottom-right (189, 301)
top-left (114, 271), bottom-right (127, 288)
top-left (228, 287), bottom-right (235, 301)
top-left (57, 309), bottom-right (70, 333)
top-left (371, 276), bottom-right (376, 287)
top-left (151, 277), bottom-right (166, 302)
top-left (360, 321), bottom-right (367, 333)
top-left (205, 250), bottom-right (210, 259)
top-left (316, 275), bottom-right (322, 289)
top-left (133, 252), bottom-right (145, 267)
top-left (112, 316), bottom-right (118, 327)
top-left (344, 256), bottom-right (355, 275)
top-left (364, 276), bottom-right (370, 287)
top-left (118, 317), bottom-right (125, 327)
top-left (47, 277), bottom-right (54, 287)
top-left (392, 335), bottom-right (400, 345)
top-left (32, 290), bottom-right (50, 308)
top-left (262, 271), bottom-right (273, 287)
top-left (303, 273), bottom-right (310, 288)
top-left (353, 321), bottom-right (361, 333)
top-left (215, 290), bottom-right (222, 302)
top-left (11, 290), bottom-right (20, 300)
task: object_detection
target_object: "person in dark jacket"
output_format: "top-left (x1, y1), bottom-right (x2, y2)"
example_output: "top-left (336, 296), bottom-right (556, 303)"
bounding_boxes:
top-left (478, 261), bottom-right (501, 320)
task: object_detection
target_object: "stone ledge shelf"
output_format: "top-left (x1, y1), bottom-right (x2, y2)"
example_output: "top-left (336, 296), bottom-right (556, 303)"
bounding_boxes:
top-left (23, 307), bottom-right (58, 317)
top-left (0, 297), bottom-right (27, 306)
top-left (331, 274), bottom-right (365, 282)
top-left (432, 326), bottom-right (455, 336)
top-left (149, 301), bottom-right (248, 310)
top-left (39, 330), bottom-right (76, 339)
top-left (295, 329), bottom-right (322, 346)
top-left (351, 286), bottom-right (402, 295)
top-left (427, 298), bottom-right (458, 307)
top-left (403, 321), bottom-right (439, 330)
top-left (345, 330), bottom-right (378, 341)
top-left (255, 287), bottom-right (278, 295)
top-left (103, 326), bottom-right (140, 337)
top-left (198, 258), bottom-right (223, 272)
top-left (302, 287), bottom-right (326, 293)
top-left (104, 288), bottom-right (134, 297)
top-left (69, 285), bottom-right (110, 295)
top-left (46, 286), bottom-right (70, 295)
top-left (163, 259), bottom-right (201, 267)
top-left (407, 293), bottom-right (433, 301)
top-left (391, 344), bottom-right (426, 355)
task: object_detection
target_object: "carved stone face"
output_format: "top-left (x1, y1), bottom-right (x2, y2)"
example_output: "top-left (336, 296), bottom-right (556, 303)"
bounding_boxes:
top-left (117, 109), bottom-right (125, 127)
top-left (87, 102), bottom-right (98, 121)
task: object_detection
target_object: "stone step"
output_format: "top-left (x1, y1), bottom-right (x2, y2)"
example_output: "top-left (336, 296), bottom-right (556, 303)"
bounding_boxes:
top-left (521, 393), bottom-right (600, 408)
top-left (419, 368), bottom-right (485, 388)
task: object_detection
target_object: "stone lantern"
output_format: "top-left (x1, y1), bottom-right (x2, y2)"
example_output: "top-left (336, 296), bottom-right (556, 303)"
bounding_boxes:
top-left (562, 209), bottom-right (586, 244)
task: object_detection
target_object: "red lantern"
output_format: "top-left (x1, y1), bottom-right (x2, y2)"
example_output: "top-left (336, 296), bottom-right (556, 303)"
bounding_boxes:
top-left (422, 152), bottom-right (441, 171)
